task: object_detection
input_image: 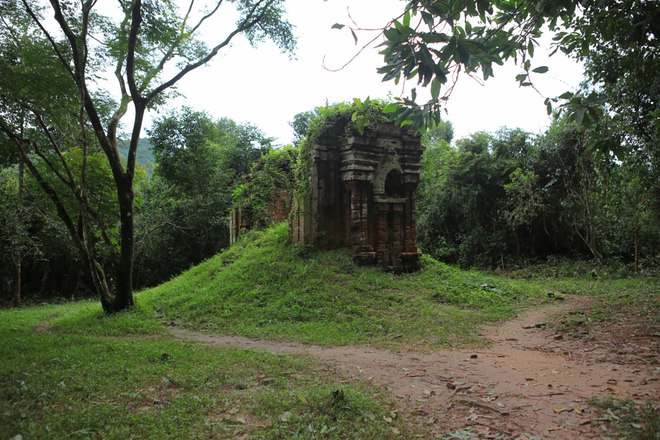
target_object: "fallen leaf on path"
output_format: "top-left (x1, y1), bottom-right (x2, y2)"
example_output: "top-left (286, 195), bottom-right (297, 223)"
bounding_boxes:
top-left (280, 411), bottom-right (292, 422)
top-left (554, 408), bottom-right (568, 413)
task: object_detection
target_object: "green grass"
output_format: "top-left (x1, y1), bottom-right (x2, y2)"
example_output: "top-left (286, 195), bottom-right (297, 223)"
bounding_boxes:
top-left (139, 223), bottom-right (550, 349)
top-left (510, 263), bottom-right (660, 334)
top-left (4, 225), bottom-right (660, 438)
top-left (1, 303), bottom-right (419, 439)
top-left (590, 396), bottom-right (660, 439)
top-left (0, 223), bottom-right (553, 438)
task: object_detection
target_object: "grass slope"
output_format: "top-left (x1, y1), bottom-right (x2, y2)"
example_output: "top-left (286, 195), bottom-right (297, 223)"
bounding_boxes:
top-left (140, 223), bottom-right (549, 349)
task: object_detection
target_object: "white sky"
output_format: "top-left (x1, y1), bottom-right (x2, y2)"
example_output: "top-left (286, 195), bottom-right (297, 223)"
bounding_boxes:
top-left (155, 0), bottom-right (585, 144)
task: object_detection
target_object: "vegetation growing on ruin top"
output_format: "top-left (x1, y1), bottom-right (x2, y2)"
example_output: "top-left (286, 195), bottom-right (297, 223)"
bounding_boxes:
top-left (292, 99), bottom-right (394, 201)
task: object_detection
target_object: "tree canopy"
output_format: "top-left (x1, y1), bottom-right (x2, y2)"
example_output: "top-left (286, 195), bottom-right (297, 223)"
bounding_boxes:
top-left (334, 0), bottom-right (659, 154)
top-left (0, 0), bottom-right (295, 312)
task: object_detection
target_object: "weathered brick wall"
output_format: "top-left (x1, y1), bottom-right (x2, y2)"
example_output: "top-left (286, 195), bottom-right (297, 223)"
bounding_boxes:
top-left (290, 119), bottom-right (424, 272)
top-left (230, 190), bottom-right (291, 244)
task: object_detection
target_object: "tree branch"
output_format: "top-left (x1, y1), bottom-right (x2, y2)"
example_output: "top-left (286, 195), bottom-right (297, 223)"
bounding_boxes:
top-left (147, 0), bottom-right (274, 102)
top-left (29, 110), bottom-right (76, 190)
top-left (21, 0), bottom-right (74, 79)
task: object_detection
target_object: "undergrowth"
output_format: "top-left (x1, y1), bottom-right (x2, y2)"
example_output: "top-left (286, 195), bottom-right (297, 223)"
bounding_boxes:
top-left (590, 396), bottom-right (660, 439)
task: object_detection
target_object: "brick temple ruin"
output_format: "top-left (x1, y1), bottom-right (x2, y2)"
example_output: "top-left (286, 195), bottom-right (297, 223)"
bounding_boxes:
top-left (289, 116), bottom-right (424, 272)
top-left (230, 115), bottom-right (425, 272)
top-left (230, 190), bottom-right (290, 244)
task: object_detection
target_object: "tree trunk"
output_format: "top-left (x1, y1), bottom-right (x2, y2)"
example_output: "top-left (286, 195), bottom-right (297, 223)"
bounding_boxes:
top-left (110, 175), bottom-right (135, 312)
top-left (98, 99), bottom-right (146, 313)
top-left (14, 263), bottom-right (21, 307)
top-left (38, 262), bottom-right (49, 297)
top-left (634, 223), bottom-right (641, 273)
top-left (575, 224), bottom-right (605, 265)
top-left (14, 158), bottom-right (24, 307)
top-left (634, 189), bottom-right (648, 273)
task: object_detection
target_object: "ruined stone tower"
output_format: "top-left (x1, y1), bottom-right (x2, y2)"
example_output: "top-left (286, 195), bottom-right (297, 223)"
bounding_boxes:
top-left (289, 116), bottom-right (424, 272)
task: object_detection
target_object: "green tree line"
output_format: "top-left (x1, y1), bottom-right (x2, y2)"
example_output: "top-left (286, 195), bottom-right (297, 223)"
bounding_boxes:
top-left (4, 99), bottom-right (660, 305)
top-left (417, 118), bottom-right (660, 270)
top-left (0, 108), bottom-right (273, 305)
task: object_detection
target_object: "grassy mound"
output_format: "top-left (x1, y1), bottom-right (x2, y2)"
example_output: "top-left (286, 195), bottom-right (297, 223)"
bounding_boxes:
top-left (139, 223), bottom-right (548, 349)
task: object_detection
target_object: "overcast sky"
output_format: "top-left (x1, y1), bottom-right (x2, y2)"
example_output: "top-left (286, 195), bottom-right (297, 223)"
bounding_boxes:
top-left (161, 0), bottom-right (585, 145)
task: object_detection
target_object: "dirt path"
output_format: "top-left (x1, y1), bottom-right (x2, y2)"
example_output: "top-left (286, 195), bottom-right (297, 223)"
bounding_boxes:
top-left (171, 296), bottom-right (660, 439)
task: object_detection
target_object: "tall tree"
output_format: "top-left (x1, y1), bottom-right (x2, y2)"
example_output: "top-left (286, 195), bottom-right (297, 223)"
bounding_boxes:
top-left (0, 0), bottom-right (294, 312)
top-left (134, 109), bottom-right (273, 288)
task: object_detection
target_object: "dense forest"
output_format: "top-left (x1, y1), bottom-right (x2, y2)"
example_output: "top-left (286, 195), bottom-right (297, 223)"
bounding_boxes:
top-left (1, 0), bottom-right (658, 307)
top-left (2, 102), bottom-right (660, 305)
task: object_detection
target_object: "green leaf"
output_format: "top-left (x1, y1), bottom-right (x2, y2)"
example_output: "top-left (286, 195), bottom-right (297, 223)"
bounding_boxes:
top-left (403, 11), bottom-right (411, 28)
top-left (351, 29), bottom-right (358, 45)
top-left (421, 11), bottom-right (434, 30)
top-left (584, 93), bottom-right (609, 105)
top-left (331, 23), bottom-right (345, 30)
top-left (532, 66), bottom-right (548, 74)
top-left (383, 103), bottom-right (398, 113)
top-left (431, 77), bottom-right (441, 101)
top-left (574, 107), bottom-right (585, 125)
